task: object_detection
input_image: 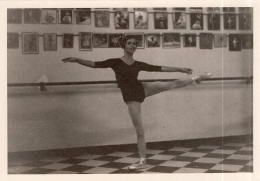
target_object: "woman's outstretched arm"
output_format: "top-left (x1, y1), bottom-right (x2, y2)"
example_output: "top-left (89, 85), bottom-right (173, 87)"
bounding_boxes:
top-left (62, 57), bottom-right (95, 68)
top-left (161, 66), bottom-right (193, 75)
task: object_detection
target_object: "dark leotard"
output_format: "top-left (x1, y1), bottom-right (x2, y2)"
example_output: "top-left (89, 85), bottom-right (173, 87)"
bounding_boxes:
top-left (94, 58), bottom-right (162, 103)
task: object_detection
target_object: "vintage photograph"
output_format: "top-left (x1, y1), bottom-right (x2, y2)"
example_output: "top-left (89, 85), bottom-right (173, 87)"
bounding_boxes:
top-left (162, 33), bottom-right (181, 48)
top-left (114, 8), bottom-right (129, 29)
top-left (208, 13), bottom-right (220, 30)
top-left (190, 13), bottom-right (203, 30)
top-left (41, 9), bottom-right (57, 24)
top-left (24, 9), bottom-right (41, 24)
top-left (62, 33), bottom-right (74, 48)
top-left (242, 34), bottom-right (253, 49)
top-left (239, 7), bottom-right (252, 13)
top-left (134, 8), bottom-right (148, 29)
top-left (43, 33), bottom-right (57, 51)
top-left (153, 8), bottom-right (167, 11)
top-left (214, 34), bottom-right (228, 48)
top-left (125, 33), bottom-right (145, 48)
top-left (92, 33), bottom-right (108, 48)
top-left (108, 33), bottom-right (123, 48)
top-left (190, 7), bottom-right (203, 12)
top-left (59, 9), bottom-right (73, 24)
top-left (154, 12), bottom-right (168, 29)
top-left (79, 32), bottom-right (92, 50)
top-left (7, 32), bottom-right (19, 49)
top-left (7, 9), bottom-right (22, 24)
top-left (200, 33), bottom-right (213, 49)
top-left (173, 8), bottom-right (186, 11)
top-left (224, 13), bottom-right (236, 30)
top-left (229, 34), bottom-right (241, 51)
top-left (146, 34), bottom-right (160, 48)
top-left (239, 13), bottom-right (252, 30)
top-left (22, 32), bottom-right (39, 54)
top-left (76, 8), bottom-right (91, 25)
top-left (207, 7), bottom-right (220, 12)
top-left (173, 12), bottom-right (186, 29)
top-left (95, 10), bottom-right (110, 27)
top-left (223, 7), bottom-right (236, 12)
top-left (184, 34), bottom-right (196, 47)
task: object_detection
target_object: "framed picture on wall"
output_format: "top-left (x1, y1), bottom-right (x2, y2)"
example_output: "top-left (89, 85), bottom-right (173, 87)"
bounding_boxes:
top-left (76, 8), bottom-right (91, 25)
top-left (239, 7), bottom-right (252, 13)
top-left (173, 12), bottom-right (186, 29)
top-left (239, 13), bottom-right (252, 30)
top-left (62, 33), bottom-right (74, 48)
top-left (92, 33), bottom-right (108, 48)
top-left (154, 12), bottom-right (168, 29)
top-left (24, 9), bottom-right (41, 24)
top-left (190, 7), bottom-right (203, 12)
top-left (7, 9), bottom-right (22, 24)
top-left (134, 8), bottom-right (148, 29)
top-left (184, 34), bottom-right (196, 47)
top-left (108, 33), bottom-right (123, 48)
top-left (124, 33), bottom-right (145, 49)
top-left (95, 10), bottom-right (110, 27)
top-left (200, 33), bottom-right (213, 49)
top-left (59, 9), bottom-right (73, 24)
top-left (229, 34), bottom-right (241, 51)
top-left (146, 34), bottom-right (160, 48)
top-left (43, 33), bottom-right (57, 51)
top-left (7, 33), bottom-right (19, 49)
top-left (153, 8), bottom-right (167, 11)
top-left (79, 32), bottom-right (92, 50)
top-left (224, 13), bottom-right (236, 30)
top-left (207, 7), bottom-right (220, 13)
top-left (190, 13), bottom-right (203, 30)
top-left (208, 13), bottom-right (220, 30)
top-left (242, 34), bottom-right (253, 49)
top-left (114, 8), bottom-right (129, 29)
top-left (173, 8), bottom-right (186, 12)
top-left (214, 34), bottom-right (227, 48)
top-left (22, 32), bottom-right (39, 54)
top-left (223, 7), bottom-right (235, 12)
top-left (162, 33), bottom-right (181, 48)
top-left (41, 9), bottom-right (57, 24)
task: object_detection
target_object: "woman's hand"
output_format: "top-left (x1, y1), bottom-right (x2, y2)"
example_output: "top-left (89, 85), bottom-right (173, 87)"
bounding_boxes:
top-left (181, 68), bottom-right (193, 75)
top-left (62, 57), bottom-right (79, 63)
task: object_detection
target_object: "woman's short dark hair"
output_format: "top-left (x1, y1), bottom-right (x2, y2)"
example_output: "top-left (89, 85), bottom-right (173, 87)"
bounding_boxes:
top-left (119, 35), bottom-right (137, 49)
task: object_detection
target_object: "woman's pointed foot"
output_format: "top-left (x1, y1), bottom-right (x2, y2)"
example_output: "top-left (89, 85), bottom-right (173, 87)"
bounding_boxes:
top-left (193, 72), bottom-right (212, 84)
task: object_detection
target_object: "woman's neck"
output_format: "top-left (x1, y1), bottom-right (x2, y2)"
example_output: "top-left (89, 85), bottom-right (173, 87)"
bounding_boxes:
top-left (122, 52), bottom-right (134, 62)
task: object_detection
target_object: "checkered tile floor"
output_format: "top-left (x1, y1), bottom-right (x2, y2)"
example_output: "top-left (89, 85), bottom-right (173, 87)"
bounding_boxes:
top-left (8, 136), bottom-right (253, 174)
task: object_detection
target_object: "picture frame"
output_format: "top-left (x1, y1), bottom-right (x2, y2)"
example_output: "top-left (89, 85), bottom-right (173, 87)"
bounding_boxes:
top-left (200, 33), bottom-right (213, 49)
top-left (190, 7), bottom-right (203, 12)
top-left (223, 7), bottom-right (235, 12)
top-left (124, 33), bottom-right (145, 49)
top-left (224, 13), bottom-right (236, 30)
top-left (214, 34), bottom-right (228, 48)
top-left (239, 13), bottom-right (252, 30)
top-left (173, 12), bottom-right (186, 29)
top-left (92, 33), bottom-right (108, 48)
top-left (154, 12), bottom-right (168, 29)
top-left (41, 9), bottom-right (57, 24)
top-left (7, 32), bottom-right (19, 49)
top-left (134, 8), bottom-right (148, 29)
top-left (207, 7), bottom-right (220, 13)
top-left (162, 33), bottom-right (181, 48)
top-left (23, 9), bottom-right (41, 24)
top-left (95, 10), bottom-right (110, 27)
top-left (208, 13), bottom-right (220, 30)
top-left (22, 32), bottom-right (39, 54)
top-left (239, 7), bottom-right (252, 13)
top-left (242, 34), bottom-right (253, 49)
top-left (7, 9), bottom-right (22, 24)
top-left (59, 9), bottom-right (73, 24)
top-left (76, 8), bottom-right (91, 25)
top-left (108, 33), bottom-right (123, 48)
top-left (153, 8), bottom-right (167, 11)
top-left (229, 34), bottom-right (241, 51)
top-left (190, 13), bottom-right (203, 30)
top-left (79, 32), bottom-right (92, 50)
top-left (114, 8), bottom-right (129, 29)
top-left (146, 34), bottom-right (161, 48)
top-left (184, 34), bottom-right (196, 47)
top-left (43, 33), bottom-right (57, 51)
top-left (62, 33), bottom-right (74, 48)
top-left (173, 8), bottom-right (186, 12)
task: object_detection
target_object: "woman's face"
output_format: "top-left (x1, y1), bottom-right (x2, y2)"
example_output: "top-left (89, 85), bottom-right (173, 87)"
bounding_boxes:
top-left (124, 38), bottom-right (137, 54)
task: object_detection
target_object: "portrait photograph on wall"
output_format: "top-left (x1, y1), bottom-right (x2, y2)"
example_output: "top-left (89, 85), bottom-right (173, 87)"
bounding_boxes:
top-left (223, 7), bottom-right (236, 12)
top-left (162, 33), bottom-right (181, 48)
top-left (208, 13), bottom-right (220, 30)
top-left (146, 34), bottom-right (160, 48)
top-left (200, 33), bottom-right (213, 49)
top-left (184, 34), bottom-right (196, 47)
top-left (224, 13), bottom-right (236, 30)
top-left (43, 33), bottom-right (57, 51)
top-left (190, 7), bottom-right (203, 12)
top-left (239, 13), bottom-right (252, 30)
top-left (154, 12), bottom-right (168, 29)
top-left (92, 33), bottom-right (108, 48)
top-left (134, 8), bottom-right (148, 29)
top-left (229, 34), bottom-right (241, 51)
top-left (242, 34), bottom-right (253, 49)
top-left (41, 9), bottom-right (57, 24)
top-left (173, 8), bottom-right (186, 12)
top-left (114, 8), bottom-right (129, 29)
top-left (239, 7), bottom-right (252, 13)
top-left (7, 32), bottom-right (19, 49)
top-left (62, 33), bottom-right (74, 48)
top-left (76, 8), bottom-right (91, 25)
top-left (24, 9), bottom-right (41, 24)
top-left (125, 33), bottom-right (145, 49)
top-left (214, 34), bottom-right (228, 48)
top-left (190, 13), bottom-right (203, 30)
top-left (79, 32), bottom-right (92, 50)
top-left (22, 32), bottom-right (39, 54)
top-left (207, 7), bottom-right (220, 13)
top-left (59, 9), bottom-right (73, 24)
top-left (7, 9), bottom-right (22, 24)
top-left (173, 12), bottom-right (186, 29)
top-left (108, 33), bottom-right (123, 48)
top-left (95, 10), bottom-right (110, 28)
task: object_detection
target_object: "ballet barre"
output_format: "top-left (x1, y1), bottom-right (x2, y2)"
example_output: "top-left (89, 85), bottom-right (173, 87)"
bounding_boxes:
top-left (8, 76), bottom-right (253, 91)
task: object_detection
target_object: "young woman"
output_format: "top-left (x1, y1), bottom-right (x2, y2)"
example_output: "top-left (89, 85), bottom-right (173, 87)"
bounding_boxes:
top-left (62, 36), bottom-right (212, 171)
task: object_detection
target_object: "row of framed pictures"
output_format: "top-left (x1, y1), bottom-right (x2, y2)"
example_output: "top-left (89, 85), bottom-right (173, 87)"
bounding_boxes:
top-left (8, 32), bottom-right (253, 53)
top-left (7, 8), bottom-right (252, 30)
